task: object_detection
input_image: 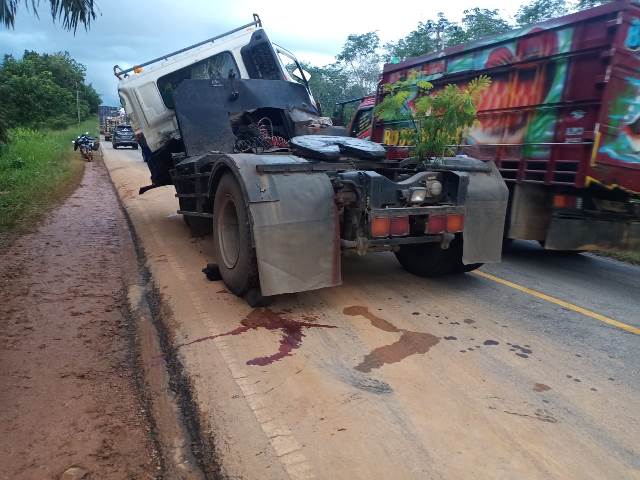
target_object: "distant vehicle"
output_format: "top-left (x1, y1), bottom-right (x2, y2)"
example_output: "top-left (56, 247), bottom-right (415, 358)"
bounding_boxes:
top-left (347, 0), bottom-right (640, 252)
top-left (112, 124), bottom-right (138, 150)
top-left (114, 15), bottom-right (508, 306)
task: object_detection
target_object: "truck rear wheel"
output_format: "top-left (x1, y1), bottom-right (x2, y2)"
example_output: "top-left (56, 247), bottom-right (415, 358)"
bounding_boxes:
top-left (395, 235), bottom-right (482, 277)
top-left (213, 173), bottom-right (259, 296)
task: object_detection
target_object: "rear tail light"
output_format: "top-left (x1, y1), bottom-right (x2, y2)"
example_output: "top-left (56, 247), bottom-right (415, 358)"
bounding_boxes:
top-left (446, 214), bottom-right (464, 233)
top-left (553, 194), bottom-right (578, 209)
top-left (371, 217), bottom-right (391, 238)
top-left (390, 217), bottom-right (410, 236)
top-left (427, 215), bottom-right (446, 234)
top-left (426, 214), bottom-right (464, 234)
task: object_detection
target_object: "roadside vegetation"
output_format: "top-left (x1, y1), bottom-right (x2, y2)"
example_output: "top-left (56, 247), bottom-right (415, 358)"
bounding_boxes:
top-left (0, 50), bottom-right (100, 246)
top-left (595, 249), bottom-right (640, 265)
top-left (0, 118), bottom-right (98, 244)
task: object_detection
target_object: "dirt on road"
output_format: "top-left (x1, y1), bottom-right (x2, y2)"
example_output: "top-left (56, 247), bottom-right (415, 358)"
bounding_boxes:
top-left (0, 159), bottom-right (160, 480)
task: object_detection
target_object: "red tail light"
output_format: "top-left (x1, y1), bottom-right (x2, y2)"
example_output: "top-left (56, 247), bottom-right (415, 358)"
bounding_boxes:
top-left (426, 215), bottom-right (446, 234)
top-left (553, 194), bottom-right (577, 209)
top-left (390, 216), bottom-right (410, 237)
top-left (427, 214), bottom-right (464, 234)
top-left (371, 217), bottom-right (391, 238)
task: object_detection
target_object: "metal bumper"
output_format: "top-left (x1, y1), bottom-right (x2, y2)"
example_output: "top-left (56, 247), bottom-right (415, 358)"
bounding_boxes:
top-left (545, 215), bottom-right (640, 251)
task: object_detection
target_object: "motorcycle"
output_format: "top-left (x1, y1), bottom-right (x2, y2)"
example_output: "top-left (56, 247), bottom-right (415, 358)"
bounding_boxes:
top-left (73, 133), bottom-right (99, 162)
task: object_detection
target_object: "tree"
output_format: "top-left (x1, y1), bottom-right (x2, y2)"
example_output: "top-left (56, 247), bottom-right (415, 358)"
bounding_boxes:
top-left (515, 0), bottom-right (568, 26)
top-left (385, 13), bottom-right (454, 61)
top-left (336, 31), bottom-right (381, 93)
top-left (575, 0), bottom-right (612, 9)
top-left (0, 51), bottom-right (100, 129)
top-left (298, 62), bottom-right (368, 120)
top-left (446, 8), bottom-right (513, 46)
top-left (1, 0), bottom-right (96, 31)
top-left (374, 73), bottom-right (491, 162)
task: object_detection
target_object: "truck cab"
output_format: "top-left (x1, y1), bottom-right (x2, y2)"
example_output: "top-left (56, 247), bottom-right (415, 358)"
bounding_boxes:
top-left (116, 15), bottom-right (320, 156)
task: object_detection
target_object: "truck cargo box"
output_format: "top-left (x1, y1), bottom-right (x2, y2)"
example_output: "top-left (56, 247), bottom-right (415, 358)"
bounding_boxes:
top-left (377, 0), bottom-right (640, 196)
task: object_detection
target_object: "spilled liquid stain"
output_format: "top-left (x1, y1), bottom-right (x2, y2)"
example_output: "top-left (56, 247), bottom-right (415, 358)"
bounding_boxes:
top-left (178, 308), bottom-right (335, 366)
top-left (533, 383), bottom-right (551, 392)
top-left (343, 306), bottom-right (439, 373)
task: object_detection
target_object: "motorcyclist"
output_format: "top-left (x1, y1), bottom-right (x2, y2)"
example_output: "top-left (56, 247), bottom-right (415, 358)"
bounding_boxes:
top-left (73, 132), bottom-right (98, 161)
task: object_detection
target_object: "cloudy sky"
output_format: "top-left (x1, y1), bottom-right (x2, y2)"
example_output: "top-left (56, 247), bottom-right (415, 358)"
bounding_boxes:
top-left (1, 0), bottom-right (519, 105)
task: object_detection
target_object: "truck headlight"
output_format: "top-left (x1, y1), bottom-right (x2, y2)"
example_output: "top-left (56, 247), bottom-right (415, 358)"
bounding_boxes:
top-left (409, 187), bottom-right (427, 204)
top-left (426, 180), bottom-right (443, 197)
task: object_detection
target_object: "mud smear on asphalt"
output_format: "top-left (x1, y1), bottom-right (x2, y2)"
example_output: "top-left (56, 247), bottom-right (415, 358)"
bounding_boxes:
top-left (179, 309), bottom-right (336, 366)
top-left (533, 383), bottom-right (551, 392)
top-left (343, 306), bottom-right (439, 373)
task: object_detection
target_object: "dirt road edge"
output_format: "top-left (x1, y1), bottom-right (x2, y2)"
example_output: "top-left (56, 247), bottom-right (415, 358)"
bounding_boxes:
top-left (109, 154), bottom-right (218, 480)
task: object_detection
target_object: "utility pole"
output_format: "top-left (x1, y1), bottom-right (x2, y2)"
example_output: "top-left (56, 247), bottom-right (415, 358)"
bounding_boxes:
top-left (75, 81), bottom-right (80, 126)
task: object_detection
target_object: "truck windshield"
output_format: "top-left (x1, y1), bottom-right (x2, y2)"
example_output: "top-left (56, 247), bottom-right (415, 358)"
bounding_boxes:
top-left (274, 45), bottom-right (310, 85)
top-left (157, 51), bottom-right (240, 109)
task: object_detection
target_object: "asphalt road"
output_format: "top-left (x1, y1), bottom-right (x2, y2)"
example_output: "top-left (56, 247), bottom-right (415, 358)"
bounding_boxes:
top-left (103, 143), bottom-right (640, 480)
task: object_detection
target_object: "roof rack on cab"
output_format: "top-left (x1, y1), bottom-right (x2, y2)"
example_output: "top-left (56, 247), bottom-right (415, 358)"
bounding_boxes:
top-left (113, 14), bottom-right (262, 80)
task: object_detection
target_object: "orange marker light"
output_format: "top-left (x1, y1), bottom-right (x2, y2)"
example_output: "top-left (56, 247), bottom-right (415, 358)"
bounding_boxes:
top-left (446, 214), bottom-right (464, 233)
top-left (133, 66), bottom-right (143, 74)
top-left (390, 217), bottom-right (410, 237)
top-left (371, 217), bottom-right (391, 238)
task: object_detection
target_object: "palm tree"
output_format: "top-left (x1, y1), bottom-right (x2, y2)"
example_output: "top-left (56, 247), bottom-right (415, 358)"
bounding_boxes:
top-left (1, 0), bottom-right (96, 31)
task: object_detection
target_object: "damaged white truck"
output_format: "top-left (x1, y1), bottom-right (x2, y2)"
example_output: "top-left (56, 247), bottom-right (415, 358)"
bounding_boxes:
top-left (114, 15), bottom-right (508, 306)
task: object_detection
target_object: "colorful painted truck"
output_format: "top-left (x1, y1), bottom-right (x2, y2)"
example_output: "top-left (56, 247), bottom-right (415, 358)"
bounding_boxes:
top-left (350, 1), bottom-right (640, 251)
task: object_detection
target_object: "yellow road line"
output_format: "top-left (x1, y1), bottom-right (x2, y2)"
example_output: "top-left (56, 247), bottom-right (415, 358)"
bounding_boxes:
top-left (472, 270), bottom-right (640, 335)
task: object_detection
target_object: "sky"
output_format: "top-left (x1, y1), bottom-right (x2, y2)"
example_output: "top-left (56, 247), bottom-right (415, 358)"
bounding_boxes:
top-left (0, 0), bottom-right (520, 106)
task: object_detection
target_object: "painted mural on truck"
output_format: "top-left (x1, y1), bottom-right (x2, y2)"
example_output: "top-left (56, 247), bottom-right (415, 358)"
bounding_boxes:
top-left (598, 77), bottom-right (640, 164)
top-left (381, 27), bottom-right (575, 160)
top-left (597, 18), bottom-right (640, 164)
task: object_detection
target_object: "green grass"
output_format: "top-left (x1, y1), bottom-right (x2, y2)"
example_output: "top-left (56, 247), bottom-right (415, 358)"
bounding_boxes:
top-left (0, 118), bottom-right (98, 245)
top-left (595, 249), bottom-right (640, 265)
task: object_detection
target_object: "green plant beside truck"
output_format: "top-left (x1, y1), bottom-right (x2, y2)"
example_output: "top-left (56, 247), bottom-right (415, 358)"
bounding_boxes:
top-left (348, 1), bottom-right (640, 252)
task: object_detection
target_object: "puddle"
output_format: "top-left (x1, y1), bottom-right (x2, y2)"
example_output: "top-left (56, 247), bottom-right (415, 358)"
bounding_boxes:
top-left (343, 306), bottom-right (439, 372)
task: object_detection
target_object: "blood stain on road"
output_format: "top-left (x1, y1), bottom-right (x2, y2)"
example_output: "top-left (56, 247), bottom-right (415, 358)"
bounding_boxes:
top-left (343, 306), bottom-right (440, 373)
top-left (178, 308), bottom-right (336, 366)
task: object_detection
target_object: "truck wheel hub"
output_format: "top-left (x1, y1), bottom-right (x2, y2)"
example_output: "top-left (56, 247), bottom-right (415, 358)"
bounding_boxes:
top-left (218, 197), bottom-right (240, 269)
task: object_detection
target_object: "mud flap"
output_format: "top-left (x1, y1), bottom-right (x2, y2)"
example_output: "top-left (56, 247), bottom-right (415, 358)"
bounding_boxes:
top-left (218, 154), bottom-right (340, 296)
top-left (462, 161), bottom-right (509, 264)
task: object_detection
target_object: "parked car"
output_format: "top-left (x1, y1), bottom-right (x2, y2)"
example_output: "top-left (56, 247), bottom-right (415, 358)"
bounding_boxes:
top-left (112, 124), bottom-right (138, 149)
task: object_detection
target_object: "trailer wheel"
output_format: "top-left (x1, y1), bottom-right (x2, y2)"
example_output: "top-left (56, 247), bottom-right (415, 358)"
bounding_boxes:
top-left (213, 173), bottom-right (259, 296)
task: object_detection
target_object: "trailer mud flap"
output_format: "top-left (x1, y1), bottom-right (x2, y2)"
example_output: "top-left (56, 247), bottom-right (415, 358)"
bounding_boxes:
top-left (249, 173), bottom-right (340, 296)
top-left (462, 161), bottom-right (509, 264)
top-left (218, 153), bottom-right (340, 296)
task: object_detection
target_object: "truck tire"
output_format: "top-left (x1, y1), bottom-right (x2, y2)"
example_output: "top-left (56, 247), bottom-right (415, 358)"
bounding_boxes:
top-left (395, 235), bottom-right (482, 277)
top-left (395, 243), bottom-right (457, 277)
top-left (449, 235), bottom-right (483, 273)
top-left (213, 173), bottom-right (259, 296)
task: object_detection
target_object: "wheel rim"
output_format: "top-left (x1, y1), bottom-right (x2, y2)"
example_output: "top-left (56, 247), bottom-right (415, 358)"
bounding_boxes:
top-left (217, 196), bottom-right (240, 269)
